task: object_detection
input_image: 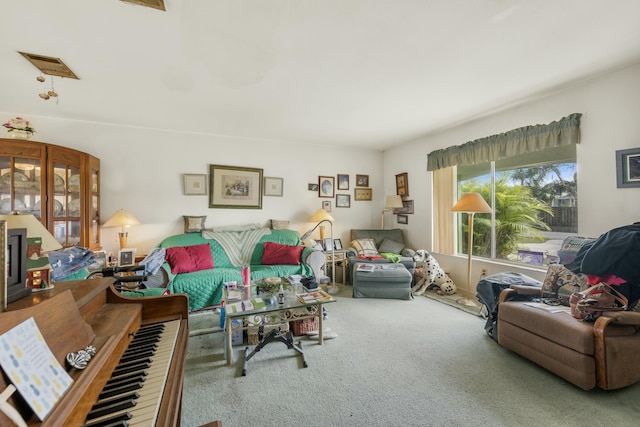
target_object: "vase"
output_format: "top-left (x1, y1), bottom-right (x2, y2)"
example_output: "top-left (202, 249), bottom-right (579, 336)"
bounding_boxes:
top-left (10, 130), bottom-right (32, 140)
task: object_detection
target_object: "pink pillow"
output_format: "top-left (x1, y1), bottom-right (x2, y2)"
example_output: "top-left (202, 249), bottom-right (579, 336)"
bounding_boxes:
top-left (165, 243), bottom-right (214, 274)
top-left (262, 242), bottom-right (303, 265)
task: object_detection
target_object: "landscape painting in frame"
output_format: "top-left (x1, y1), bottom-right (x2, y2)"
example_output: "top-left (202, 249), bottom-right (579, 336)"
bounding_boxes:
top-left (209, 164), bottom-right (263, 209)
top-left (616, 148), bottom-right (640, 188)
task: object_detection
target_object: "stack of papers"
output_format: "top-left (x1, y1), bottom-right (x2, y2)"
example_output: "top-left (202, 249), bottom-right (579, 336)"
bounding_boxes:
top-left (296, 290), bottom-right (333, 304)
top-left (356, 264), bottom-right (375, 272)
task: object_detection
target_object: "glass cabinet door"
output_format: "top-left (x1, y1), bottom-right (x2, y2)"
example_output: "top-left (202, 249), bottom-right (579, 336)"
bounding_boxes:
top-left (0, 155), bottom-right (44, 218)
top-left (88, 155), bottom-right (100, 250)
top-left (52, 162), bottom-right (82, 247)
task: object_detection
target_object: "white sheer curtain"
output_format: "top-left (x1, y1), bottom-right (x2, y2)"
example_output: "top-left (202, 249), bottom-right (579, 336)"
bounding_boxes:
top-left (432, 166), bottom-right (455, 255)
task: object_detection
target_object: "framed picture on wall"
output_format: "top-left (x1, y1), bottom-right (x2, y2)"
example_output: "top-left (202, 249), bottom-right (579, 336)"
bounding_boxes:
top-left (397, 214), bottom-right (408, 224)
top-left (395, 172), bottom-right (409, 196)
top-left (354, 188), bottom-right (372, 201)
top-left (322, 200), bottom-right (332, 211)
top-left (264, 176), bottom-right (283, 196)
top-left (356, 174), bottom-right (369, 187)
top-left (183, 174), bottom-right (208, 195)
top-left (209, 164), bottom-right (263, 209)
top-left (318, 176), bottom-right (335, 198)
top-left (616, 148), bottom-right (640, 188)
top-left (393, 199), bottom-right (414, 214)
top-left (337, 174), bottom-right (349, 190)
top-left (336, 194), bottom-right (350, 207)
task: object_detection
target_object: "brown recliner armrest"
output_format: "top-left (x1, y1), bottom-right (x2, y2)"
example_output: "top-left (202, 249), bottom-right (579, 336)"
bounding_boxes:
top-left (594, 311), bottom-right (640, 390)
top-left (498, 285), bottom-right (541, 303)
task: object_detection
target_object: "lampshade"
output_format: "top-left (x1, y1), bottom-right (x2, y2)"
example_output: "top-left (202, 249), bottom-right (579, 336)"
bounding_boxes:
top-left (103, 209), bottom-right (141, 230)
top-left (0, 213), bottom-right (62, 252)
top-left (385, 195), bottom-right (404, 209)
top-left (451, 192), bottom-right (492, 213)
top-left (309, 209), bottom-right (335, 223)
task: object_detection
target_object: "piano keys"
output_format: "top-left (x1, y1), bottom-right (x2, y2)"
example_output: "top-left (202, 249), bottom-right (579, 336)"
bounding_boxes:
top-left (0, 277), bottom-right (189, 427)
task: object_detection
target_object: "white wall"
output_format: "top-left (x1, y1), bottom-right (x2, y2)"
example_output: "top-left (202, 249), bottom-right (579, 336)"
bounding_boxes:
top-left (383, 63), bottom-right (640, 294)
top-left (3, 118), bottom-right (386, 256)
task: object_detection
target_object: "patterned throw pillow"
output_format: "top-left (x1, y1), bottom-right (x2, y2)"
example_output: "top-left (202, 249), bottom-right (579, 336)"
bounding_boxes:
top-left (541, 264), bottom-right (589, 306)
top-left (351, 238), bottom-right (379, 257)
top-left (183, 215), bottom-right (206, 233)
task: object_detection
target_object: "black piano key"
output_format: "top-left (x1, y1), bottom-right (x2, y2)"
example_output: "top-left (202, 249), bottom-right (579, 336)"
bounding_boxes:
top-left (101, 376), bottom-right (146, 394)
top-left (119, 348), bottom-right (156, 364)
top-left (121, 343), bottom-right (157, 359)
top-left (98, 382), bottom-right (144, 400)
top-left (105, 371), bottom-right (147, 387)
top-left (127, 336), bottom-right (160, 348)
top-left (112, 361), bottom-right (151, 377)
top-left (134, 325), bottom-right (164, 337)
top-left (92, 392), bottom-right (140, 411)
top-left (86, 399), bottom-right (136, 420)
top-left (83, 412), bottom-right (132, 427)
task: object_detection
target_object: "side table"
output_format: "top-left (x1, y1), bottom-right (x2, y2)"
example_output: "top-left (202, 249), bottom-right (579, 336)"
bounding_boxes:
top-left (325, 250), bottom-right (346, 284)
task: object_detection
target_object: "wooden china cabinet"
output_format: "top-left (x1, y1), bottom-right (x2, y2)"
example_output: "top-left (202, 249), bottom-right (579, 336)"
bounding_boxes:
top-left (0, 138), bottom-right (101, 250)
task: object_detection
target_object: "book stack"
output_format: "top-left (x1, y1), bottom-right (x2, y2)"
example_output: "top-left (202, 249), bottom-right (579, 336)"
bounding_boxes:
top-left (296, 290), bottom-right (333, 304)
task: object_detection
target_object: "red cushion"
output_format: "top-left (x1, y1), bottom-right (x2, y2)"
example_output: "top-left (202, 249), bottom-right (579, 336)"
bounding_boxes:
top-left (261, 242), bottom-right (303, 265)
top-left (165, 243), bottom-right (214, 274)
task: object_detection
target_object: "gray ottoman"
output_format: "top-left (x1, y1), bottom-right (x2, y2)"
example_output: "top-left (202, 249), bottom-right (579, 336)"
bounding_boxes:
top-left (352, 263), bottom-right (413, 300)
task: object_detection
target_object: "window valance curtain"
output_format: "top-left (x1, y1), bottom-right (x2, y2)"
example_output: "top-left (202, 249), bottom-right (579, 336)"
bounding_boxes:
top-left (427, 113), bottom-right (581, 171)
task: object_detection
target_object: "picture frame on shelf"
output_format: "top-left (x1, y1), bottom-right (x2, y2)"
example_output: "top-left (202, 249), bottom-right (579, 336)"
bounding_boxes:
top-left (263, 176), bottom-right (283, 196)
top-left (118, 248), bottom-right (136, 267)
top-left (183, 174), bottom-right (208, 195)
top-left (616, 148), bottom-right (640, 188)
top-left (322, 200), bottom-right (332, 211)
top-left (334, 238), bottom-right (343, 251)
top-left (337, 174), bottom-right (349, 190)
top-left (395, 172), bottom-right (409, 196)
top-left (209, 164), bottom-right (263, 209)
top-left (397, 214), bottom-right (408, 224)
top-left (318, 176), bottom-right (335, 198)
top-left (336, 194), bottom-right (350, 208)
top-left (393, 199), bottom-right (414, 214)
top-left (323, 238), bottom-right (333, 252)
top-left (354, 187), bottom-right (372, 201)
top-left (356, 174), bottom-right (369, 187)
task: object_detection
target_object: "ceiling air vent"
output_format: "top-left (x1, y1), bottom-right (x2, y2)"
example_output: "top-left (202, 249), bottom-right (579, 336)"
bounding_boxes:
top-left (119, 0), bottom-right (166, 11)
top-left (18, 52), bottom-right (79, 79)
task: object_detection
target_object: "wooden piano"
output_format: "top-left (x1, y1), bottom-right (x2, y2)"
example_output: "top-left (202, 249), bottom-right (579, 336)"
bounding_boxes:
top-left (0, 277), bottom-right (189, 427)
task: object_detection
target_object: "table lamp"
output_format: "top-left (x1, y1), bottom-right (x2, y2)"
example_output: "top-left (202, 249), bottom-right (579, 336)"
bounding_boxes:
top-left (381, 195), bottom-right (403, 229)
top-left (103, 209), bottom-right (141, 249)
top-left (0, 213), bottom-right (63, 253)
top-left (451, 192), bottom-right (492, 306)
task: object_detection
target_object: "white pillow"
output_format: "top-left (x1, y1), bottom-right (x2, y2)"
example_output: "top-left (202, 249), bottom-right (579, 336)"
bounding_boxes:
top-left (351, 238), bottom-right (379, 257)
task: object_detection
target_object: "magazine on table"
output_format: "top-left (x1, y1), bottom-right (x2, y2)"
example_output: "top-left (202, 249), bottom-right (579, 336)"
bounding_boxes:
top-left (356, 264), bottom-right (375, 272)
top-left (296, 290), bottom-right (333, 304)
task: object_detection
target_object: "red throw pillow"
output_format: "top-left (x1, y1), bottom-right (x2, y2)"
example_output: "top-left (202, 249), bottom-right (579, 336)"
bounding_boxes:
top-left (165, 243), bottom-right (214, 274)
top-left (262, 242), bottom-right (303, 265)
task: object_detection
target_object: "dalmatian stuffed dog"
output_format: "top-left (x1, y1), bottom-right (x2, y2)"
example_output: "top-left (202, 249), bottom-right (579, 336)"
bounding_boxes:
top-left (412, 249), bottom-right (457, 296)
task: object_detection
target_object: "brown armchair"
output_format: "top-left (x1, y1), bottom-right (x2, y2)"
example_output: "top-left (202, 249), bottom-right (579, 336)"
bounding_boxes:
top-left (497, 286), bottom-right (640, 390)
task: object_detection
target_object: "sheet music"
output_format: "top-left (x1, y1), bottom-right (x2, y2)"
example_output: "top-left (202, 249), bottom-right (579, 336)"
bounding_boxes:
top-left (0, 317), bottom-right (73, 420)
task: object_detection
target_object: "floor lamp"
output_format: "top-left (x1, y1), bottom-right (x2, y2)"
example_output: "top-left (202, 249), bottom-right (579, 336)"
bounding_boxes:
top-left (451, 192), bottom-right (492, 307)
top-left (381, 195), bottom-right (403, 229)
top-left (300, 208), bottom-right (339, 294)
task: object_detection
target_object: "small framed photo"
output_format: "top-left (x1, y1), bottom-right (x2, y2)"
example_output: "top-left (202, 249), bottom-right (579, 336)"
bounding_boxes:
top-left (183, 174), bottom-right (208, 195)
top-left (118, 248), bottom-right (137, 267)
top-left (308, 183), bottom-right (318, 191)
top-left (323, 238), bottom-right (333, 252)
top-left (334, 238), bottom-right (343, 251)
top-left (356, 174), bottom-right (369, 187)
top-left (264, 176), bottom-right (284, 196)
top-left (397, 214), bottom-right (408, 225)
top-left (322, 200), bottom-right (332, 211)
top-left (393, 199), bottom-right (414, 214)
top-left (395, 172), bottom-right (409, 196)
top-left (616, 148), bottom-right (640, 188)
top-left (337, 174), bottom-right (349, 190)
top-left (354, 188), bottom-right (372, 201)
top-left (336, 194), bottom-right (350, 208)
top-left (318, 176), bottom-right (335, 198)
top-left (92, 250), bottom-right (107, 268)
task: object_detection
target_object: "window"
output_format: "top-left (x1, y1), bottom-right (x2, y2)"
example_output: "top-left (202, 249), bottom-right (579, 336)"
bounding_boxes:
top-left (456, 144), bottom-right (577, 265)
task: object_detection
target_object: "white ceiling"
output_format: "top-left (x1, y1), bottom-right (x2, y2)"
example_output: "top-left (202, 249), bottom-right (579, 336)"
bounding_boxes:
top-left (2, 0), bottom-right (640, 150)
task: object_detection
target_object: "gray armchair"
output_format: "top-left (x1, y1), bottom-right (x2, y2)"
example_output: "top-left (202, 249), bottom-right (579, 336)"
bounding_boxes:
top-left (346, 229), bottom-right (416, 284)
